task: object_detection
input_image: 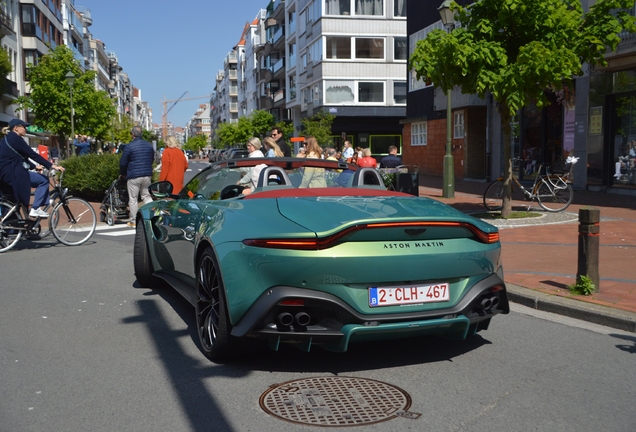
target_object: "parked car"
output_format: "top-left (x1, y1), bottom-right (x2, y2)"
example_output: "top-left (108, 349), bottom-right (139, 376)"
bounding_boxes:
top-left (133, 158), bottom-right (508, 362)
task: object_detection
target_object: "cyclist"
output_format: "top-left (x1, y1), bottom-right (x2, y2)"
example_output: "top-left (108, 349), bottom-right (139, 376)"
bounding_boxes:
top-left (0, 119), bottom-right (64, 218)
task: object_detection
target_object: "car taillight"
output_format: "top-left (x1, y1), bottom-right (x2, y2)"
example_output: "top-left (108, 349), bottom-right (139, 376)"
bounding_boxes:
top-left (242, 221), bottom-right (499, 250)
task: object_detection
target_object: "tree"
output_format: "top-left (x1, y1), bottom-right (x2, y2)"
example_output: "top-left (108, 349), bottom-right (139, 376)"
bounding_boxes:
top-left (300, 111), bottom-right (335, 146)
top-left (410, 0), bottom-right (636, 217)
top-left (0, 36), bottom-right (12, 91)
top-left (111, 115), bottom-right (135, 144)
top-left (215, 110), bottom-right (276, 147)
top-left (183, 135), bottom-right (208, 152)
top-left (16, 45), bottom-right (116, 154)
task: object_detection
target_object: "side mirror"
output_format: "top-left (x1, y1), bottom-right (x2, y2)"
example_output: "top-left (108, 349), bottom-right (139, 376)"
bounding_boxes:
top-left (149, 181), bottom-right (175, 199)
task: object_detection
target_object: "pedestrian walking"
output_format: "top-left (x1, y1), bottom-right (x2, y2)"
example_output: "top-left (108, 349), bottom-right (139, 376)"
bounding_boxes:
top-left (159, 136), bottom-right (189, 194)
top-left (119, 126), bottom-right (154, 228)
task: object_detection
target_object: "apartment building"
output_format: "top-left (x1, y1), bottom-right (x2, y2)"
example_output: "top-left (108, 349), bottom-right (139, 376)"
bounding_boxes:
top-left (279, 0), bottom-right (407, 155)
top-left (0, 0), bottom-right (149, 145)
top-left (188, 103), bottom-right (211, 142)
top-left (210, 49), bottom-right (240, 131)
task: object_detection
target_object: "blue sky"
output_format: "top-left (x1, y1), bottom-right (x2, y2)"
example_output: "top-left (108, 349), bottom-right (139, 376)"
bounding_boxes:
top-left (78, 0), bottom-right (270, 129)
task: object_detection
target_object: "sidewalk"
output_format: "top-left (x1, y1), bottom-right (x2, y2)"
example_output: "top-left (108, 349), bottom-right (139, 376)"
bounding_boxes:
top-left (417, 174), bottom-right (636, 332)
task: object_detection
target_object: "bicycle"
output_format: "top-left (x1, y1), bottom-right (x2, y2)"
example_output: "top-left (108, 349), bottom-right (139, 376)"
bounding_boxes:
top-left (0, 170), bottom-right (97, 253)
top-left (483, 159), bottom-right (577, 212)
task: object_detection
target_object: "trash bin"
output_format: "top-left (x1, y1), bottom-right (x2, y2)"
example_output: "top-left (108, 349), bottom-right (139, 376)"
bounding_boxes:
top-left (395, 165), bottom-right (419, 196)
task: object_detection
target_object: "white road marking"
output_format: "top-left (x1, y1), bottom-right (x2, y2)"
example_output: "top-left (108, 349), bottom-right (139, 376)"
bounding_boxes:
top-left (97, 230), bottom-right (135, 237)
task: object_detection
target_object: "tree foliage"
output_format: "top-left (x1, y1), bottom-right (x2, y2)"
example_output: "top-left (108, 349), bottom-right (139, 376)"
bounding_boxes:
top-left (183, 135), bottom-right (208, 152)
top-left (300, 111), bottom-right (335, 146)
top-left (0, 36), bottom-right (12, 90)
top-left (409, 0), bottom-right (636, 217)
top-left (216, 110), bottom-right (275, 147)
top-left (16, 45), bottom-right (116, 143)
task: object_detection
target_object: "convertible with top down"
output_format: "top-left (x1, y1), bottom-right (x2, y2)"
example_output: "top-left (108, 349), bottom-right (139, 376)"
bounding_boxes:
top-left (133, 157), bottom-right (509, 362)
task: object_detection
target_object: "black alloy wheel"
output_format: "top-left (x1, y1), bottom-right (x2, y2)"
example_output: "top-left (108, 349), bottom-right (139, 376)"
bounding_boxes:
top-left (196, 248), bottom-right (234, 362)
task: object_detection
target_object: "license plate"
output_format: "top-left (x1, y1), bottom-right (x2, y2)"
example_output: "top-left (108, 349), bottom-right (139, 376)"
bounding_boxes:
top-left (369, 283), bottom-right (449, 307)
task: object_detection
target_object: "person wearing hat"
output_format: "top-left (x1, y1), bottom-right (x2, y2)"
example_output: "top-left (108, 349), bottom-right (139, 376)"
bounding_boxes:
top-left (237, 137), bottom-right (266, 195)
top-left (0, 118), bottom-right (64, 218)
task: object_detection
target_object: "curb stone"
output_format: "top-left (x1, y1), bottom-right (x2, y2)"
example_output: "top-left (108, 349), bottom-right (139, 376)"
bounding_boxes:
top-left (506, 284), bottom-right (636, 333)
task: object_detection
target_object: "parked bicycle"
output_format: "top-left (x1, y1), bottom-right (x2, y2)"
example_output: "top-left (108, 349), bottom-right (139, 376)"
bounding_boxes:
top-left (483, 158), bottom-right (578, 212)
top-left (0, 170), bottom-right (97, 253)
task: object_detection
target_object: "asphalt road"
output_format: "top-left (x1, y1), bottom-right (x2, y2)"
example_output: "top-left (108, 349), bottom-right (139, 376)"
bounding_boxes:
top-left (1, 162), bottom-right (635, 431)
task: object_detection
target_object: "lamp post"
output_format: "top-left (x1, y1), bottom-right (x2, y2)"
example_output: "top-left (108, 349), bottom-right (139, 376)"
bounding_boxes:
top-left (65, 71), bottom-right (75, 157)
top-left (438, 0), bottom-right (455, 198)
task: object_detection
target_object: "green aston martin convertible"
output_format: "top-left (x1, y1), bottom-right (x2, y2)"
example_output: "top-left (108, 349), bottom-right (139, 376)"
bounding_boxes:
top-left (133, 157), bottom-right (509, 362)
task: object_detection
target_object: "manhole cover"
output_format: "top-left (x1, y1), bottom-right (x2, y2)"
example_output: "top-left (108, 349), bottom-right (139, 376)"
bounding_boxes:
top-left (259, 376), bottom-right (419, 427)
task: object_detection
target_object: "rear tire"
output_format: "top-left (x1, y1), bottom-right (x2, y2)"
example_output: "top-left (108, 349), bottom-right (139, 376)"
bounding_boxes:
top-left (536, 178), bottom-right (573, 212)
top-left (196, 248), bottom-right (234, 362)
top-left (133, 221), bottom-right (155, 287)
top-left (483, 180), bottom-right (504, 211)
top-left (0, 201), bottom-right (23, 253)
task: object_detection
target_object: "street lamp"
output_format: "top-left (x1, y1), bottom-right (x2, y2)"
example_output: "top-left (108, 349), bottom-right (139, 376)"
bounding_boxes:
top-left (438, 0), bottom-right (455, 198)
top-left (65, 71), bottom-right (75, 157)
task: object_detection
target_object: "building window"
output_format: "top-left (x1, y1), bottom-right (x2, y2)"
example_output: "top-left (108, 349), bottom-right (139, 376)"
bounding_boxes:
top-left (300, 52), bottom-right (307, 72)
top-left (326, 80), bottom-right (355, 104)
top-left (288, 43), bottom-right (296, 68)
top-left (358, 82), bottom-right (384, 103)
top-left (308, 38), bottom-right (323, 64)
top-left (394, 0), bottom-right (406, 17)
top-left (411, 121), bottom-right (427, 146)
top-left (355, 38), bottom-right (384, 59)
top-left (393, 81), bottom-right (406, 104)
top-left (326, 36), bottom-right (351, 59)
top-left (313, 83), bottom-right (322, 105)
top-left (289, 75), bottom-right (297, 100)
top-left (325, 0), bottom-right (351, 15)
top-left (356, 0), bottom-right (383, 15)
top-left (454, 111), bottom-right (465, 138)
top-left (394, 37), bottom-right (406, 60)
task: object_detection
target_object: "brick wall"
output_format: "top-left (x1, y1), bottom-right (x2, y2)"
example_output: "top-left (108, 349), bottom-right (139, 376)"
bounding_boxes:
top-left (403, 117), bottom-right (465, 178)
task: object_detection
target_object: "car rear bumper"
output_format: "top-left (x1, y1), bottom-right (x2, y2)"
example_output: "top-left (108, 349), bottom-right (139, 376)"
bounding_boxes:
top-left (230, 273), bottom-right (508, 352)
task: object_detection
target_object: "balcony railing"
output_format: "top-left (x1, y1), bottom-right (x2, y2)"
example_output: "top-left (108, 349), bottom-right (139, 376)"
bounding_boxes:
top-left (0, 10), bottom-right (14, 35)
top-left (229, 86), bottom-right (238, 96)
top-left (229, 69), bottom-right (238, 79)
top-left (272, 57), bottom-right (285, 74)
top-left (230, 102), bottom-right (238, 111)
top-left (272, 26), bottom-right (284, 45)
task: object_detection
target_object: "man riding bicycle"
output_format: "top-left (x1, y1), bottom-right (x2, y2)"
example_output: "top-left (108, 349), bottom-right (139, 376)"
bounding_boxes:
top-left (0, 118), bottom-right (64, 218)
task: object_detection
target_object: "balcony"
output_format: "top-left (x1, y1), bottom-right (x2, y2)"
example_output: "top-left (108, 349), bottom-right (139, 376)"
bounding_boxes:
top-left (0, 10), bottom-right (14, 35)
top-left (230, 102), bottom-right (238, 112)
top-left (229, 86), bottom-right (238, 96)
top-left (272, 57), bottom-right (285, 74)
top-left (259, 95), bottom-right (273, 110)
top-left (272, 26), bottom-right (285, 45)
top-left (229, 69), bottom-right (238, 79)
top-left (273, 88), bottom-right (285, 104)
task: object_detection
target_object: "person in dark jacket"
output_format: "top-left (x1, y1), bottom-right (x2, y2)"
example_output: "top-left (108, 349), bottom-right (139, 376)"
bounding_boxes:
top-left (119, 126), bottom-right (154, 228)
top-left (270, 127), bottom-right (291, 157)
top-left (380, 145), bottom-right (402, 168)
top-left (73, 135), bottom-right (90, 156)
top-left (0, 119), bottom-right (64, 218)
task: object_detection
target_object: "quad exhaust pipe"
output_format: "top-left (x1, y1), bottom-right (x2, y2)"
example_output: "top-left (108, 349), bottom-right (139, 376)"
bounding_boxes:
top-left (276, 311), bottom-right (312, 327)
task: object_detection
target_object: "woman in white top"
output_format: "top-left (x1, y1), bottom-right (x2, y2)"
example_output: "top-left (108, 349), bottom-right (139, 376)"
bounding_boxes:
top-left (238, 137), bottom-right (266, 194)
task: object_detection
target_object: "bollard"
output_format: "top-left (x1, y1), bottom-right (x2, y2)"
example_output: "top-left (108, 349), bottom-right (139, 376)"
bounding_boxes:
top-left (577, 208), bottom-right (600, 290)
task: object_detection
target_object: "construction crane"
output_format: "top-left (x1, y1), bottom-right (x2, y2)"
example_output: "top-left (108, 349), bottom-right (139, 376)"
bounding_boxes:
top-left (161, 92), bottom-right (211, 139)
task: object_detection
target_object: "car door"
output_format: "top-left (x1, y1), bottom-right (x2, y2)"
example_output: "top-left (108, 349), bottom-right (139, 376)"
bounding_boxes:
top-left (158, 166), bottom-right (241, 280)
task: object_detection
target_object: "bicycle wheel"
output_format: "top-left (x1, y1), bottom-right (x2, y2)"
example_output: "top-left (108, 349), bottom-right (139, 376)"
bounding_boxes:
top-left (50, 197), bottom-right (97, 246)
top-left (0, 201), bottom-right (23, 253)
top-left (483, 180), bottom-right (504, 211)
top-left (536, 177), bottom-right (573, 212)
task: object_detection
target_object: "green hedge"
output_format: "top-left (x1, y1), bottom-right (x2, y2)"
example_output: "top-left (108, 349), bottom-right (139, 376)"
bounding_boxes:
top-left (60, 154), bottom-right (158, 202)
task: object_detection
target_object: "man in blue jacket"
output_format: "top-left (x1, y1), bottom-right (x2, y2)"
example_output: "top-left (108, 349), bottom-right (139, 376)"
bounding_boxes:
top-left (119, 126), bottom-right (154, 228)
